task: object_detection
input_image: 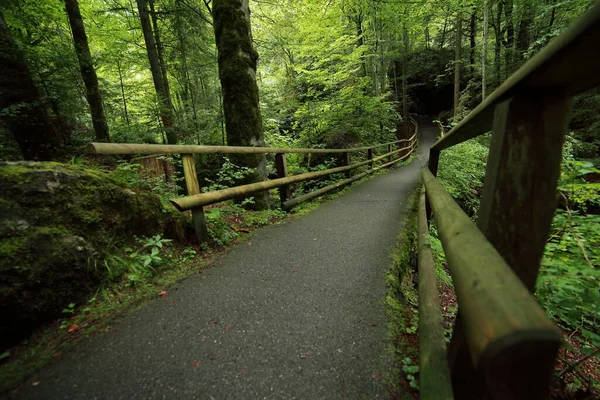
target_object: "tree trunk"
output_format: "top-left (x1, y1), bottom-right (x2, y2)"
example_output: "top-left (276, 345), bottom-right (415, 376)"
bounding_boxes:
top-left (213, 0), bottom-right (268, 209)
top-left (65, 0), bottom-right (110, 142)
top-left (116, 58), bottom-right (130, 125)
top-left (482, 0), bottom-right (489, 100)
top-left (136, 0), bottom-right (177, 144)
top-left (149, 0), bottom-right (171, 106)
top-left (454, 13), bottom-right (462, 118)
top-left (517, 0), bottom-right (534, 61)
top-left (0, 12), bottom-right (61, 160)
top-left (469, 11), bottom-right (476, 76)
top-left (494, 0), bottom-right (503, 86)
top-left (504, 0), bottom-right (515, 78)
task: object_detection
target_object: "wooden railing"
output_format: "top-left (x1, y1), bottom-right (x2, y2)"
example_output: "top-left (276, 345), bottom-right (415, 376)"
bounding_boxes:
top-left (418, 3), bottom-right (600, 399)
top-left (86, 127), bottom-right (417, 243)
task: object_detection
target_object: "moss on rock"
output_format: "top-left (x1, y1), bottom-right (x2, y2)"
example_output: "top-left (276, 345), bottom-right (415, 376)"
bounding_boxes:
top-left (0, 161), bottom-right (191, 349)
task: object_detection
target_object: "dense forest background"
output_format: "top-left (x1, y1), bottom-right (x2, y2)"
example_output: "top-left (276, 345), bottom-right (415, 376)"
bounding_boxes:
top-left (1, 0), bottom-right (599, 397)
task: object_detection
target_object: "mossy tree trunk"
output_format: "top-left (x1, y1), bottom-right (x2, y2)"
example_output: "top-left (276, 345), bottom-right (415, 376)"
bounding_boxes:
top-left (65, 0), bottom-right (110, 142)
top-left (213, 0), bottom-right (269, 210)
top-left (0, 11), bottom-right (61, 160)
top-left (136, 0), bottom-right (177, 144)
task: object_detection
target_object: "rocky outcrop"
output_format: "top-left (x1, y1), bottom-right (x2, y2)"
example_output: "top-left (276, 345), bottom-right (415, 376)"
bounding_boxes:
top-left (0, 162), bottom-right (190, 349)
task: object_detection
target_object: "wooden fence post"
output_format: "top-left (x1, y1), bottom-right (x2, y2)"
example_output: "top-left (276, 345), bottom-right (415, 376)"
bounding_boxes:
top-left (367, 148), bottom-right (373, 168)
top-left (448, 93), bottom-right (571, 399)
top-left (342, 152), bottom-right (350, 178)
top-left (181, 154), bottom-right (209, 244)
top-left (387, 144), bottom-right (393, 164)
top-left (275, 153), bottom-right (291, 205)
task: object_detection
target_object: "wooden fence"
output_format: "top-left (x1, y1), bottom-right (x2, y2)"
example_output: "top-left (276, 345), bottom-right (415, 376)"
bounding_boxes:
top-left (86, 121), bottom-right (418, 243)
top-left (418, 3), bottom-right (600, 399)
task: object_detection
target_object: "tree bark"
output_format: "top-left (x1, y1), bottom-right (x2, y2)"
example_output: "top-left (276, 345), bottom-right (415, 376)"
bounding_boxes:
top-left (149, 0), bottom-right (171, 105)
top-left (454, 13), bottom-right (462, 118)
top-left (136, 0), bottom-right (177, 144)
top-left (65, 0), bottom-right (110, 142)
top-left (469, 11), bottom-right (476, 76)
top-left (482, 0), bottom-right (489, 100)
top-left (504, 0), bottom-right (515, 78)
top-left (494, 0), bottom-right (504, 86)
top-left (116, 58), bottom-right (130, 125)
top-left (213, 0), bottom-right (268, 209)
top-left (0, 11), bottom-right (61, 160)
top-left (517, 0), bottom-right (534, 61)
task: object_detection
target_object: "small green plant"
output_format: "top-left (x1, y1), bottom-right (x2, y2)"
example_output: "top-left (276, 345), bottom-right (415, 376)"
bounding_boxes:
top-left (61, 303), bottom-right (76, 314)
top-left (402, 357), bottom-right (420, 390)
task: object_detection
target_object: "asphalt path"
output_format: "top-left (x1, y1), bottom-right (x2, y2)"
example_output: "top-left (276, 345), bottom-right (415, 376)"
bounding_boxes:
top-left (12, 119), bottom-right (437, 400)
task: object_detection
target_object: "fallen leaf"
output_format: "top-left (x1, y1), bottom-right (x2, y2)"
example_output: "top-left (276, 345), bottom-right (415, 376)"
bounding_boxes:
top-left (32, 382), bottom-right (40, 386)
top-left (210, 319), bottom-right (219, 325)
top-left (207, 351), bottom-right (221, 360)
top-left (224, 324), bottom-right (233, 330)
top-left (300, 354), bottom-right (308, 359)
top-left (291, 268), bottom-right (299, 273)
top-left (241, 369), bottom-right (247, 376)
top-left (67, 324), bottom-right (79, 333)
top-left (52, 352), bottom-right (61, 358)
top-left (158, 290), bottom-right (168, 297)
top-left (246, 242), bottom-right (252, 246)
top-left (112, 329), bottom-right (120, 333)
top-left (192, 361), bottom-right (200, 367)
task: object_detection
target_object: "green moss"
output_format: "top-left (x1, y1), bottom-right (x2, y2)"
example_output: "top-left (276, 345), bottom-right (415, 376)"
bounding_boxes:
top-left (384, 188), bottom-right (420, 397)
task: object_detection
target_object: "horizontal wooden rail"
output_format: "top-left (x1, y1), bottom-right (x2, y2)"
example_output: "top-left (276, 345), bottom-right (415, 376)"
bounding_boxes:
top-left (86, 134), bottom-right (416, 156)
top-left (431, 1), bottom-right (600, 152)
top-left (171, 143), bottom-right (414, 211)
top-left (417, 185), bottom-right (453, 400)
top-left (422, 167), bottom-right (560, 397)
top-left (282, 142), bottom-right (416, 210)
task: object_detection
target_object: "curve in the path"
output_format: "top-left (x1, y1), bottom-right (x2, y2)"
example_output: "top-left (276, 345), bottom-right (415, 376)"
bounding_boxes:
top-left (12, 119), bottom-right (438, 400)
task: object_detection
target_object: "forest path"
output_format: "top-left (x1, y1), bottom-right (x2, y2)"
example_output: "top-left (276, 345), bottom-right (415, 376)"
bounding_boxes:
top-left (14, 120), bottom-right (437, 400)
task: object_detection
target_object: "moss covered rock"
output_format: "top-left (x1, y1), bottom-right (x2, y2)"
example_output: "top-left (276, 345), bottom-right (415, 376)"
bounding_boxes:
top-left (0, 161), bottom-right (190, 349)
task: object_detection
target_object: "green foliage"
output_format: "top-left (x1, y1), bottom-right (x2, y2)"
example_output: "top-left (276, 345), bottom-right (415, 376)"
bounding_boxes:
top-left (202, 158), bottom-right (257, 192)
top-left (537, 211), bottom-right (600, 348)
top-left (437, 139), bottom-right (489, 217)
top-left (558, 159), bottom-right (600, 212)
top-left (98, 234), bottom-right (172, 285)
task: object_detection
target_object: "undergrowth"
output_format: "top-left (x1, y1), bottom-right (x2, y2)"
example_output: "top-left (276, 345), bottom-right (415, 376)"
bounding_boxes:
top-left (385, 189), bottom-right (420, 398)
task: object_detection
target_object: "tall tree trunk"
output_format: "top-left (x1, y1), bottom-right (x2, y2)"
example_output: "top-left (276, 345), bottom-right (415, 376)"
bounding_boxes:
top-left (517, 0), bottom-right (534, 61)
top-left (116, 58), bottom-right (130, 125)
top-left (494, 0), bottom-right (503, 86)
top-left (469, 11), bottom-right (476, 76)
top-left (482, 0), bottom-right (489, 100)
top-left (440, 16), bottom-right (448, 49)
top-left (149, 0), bottom-right (171, 105)
top-left (213, 0), bottom-right (268, 209)
top-left (504, 0), bottom-right (514, 78)
top-left (354, 12), bottom-right (368, 77)
top-left (454, 13), bottom-right (462, 118)
top-left (136, 0), bottom-right (177, 144)
top-left (0, 12), bottom-right (61, 160)
top-left (65, 0), bottom-right (110, 142)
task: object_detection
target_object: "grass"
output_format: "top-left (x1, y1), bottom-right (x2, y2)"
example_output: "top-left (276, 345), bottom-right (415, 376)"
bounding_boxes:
top-left (0, 156), bottom-right (416, 395)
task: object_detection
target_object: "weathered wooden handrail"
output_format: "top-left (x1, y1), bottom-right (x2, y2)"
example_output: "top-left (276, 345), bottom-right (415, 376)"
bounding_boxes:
top-left (88, 129), bottom-right (418, 242)
top-left (417, 185), bottom-right (453, 400)
top-left (171, 139), bottom-right (416, 211)
top-left (422, 168), bottom-right (561, 397)
top-left (86, 137), bottom-right (413, 155)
